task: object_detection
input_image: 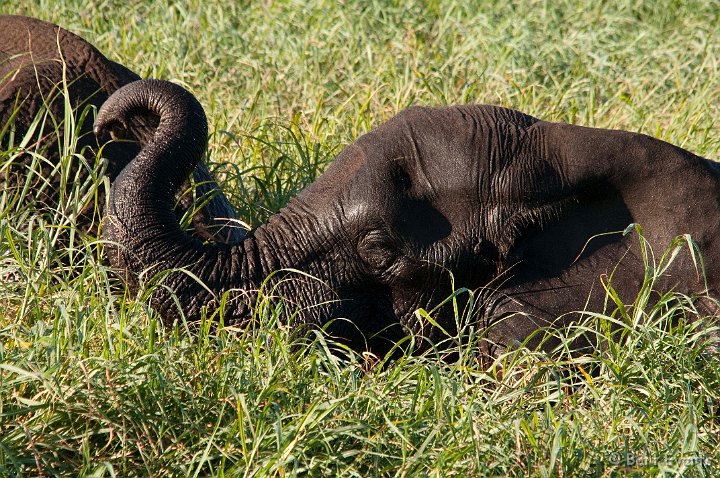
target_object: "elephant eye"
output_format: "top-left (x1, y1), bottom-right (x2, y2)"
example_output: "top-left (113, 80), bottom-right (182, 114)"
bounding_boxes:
top-left (357, 231), bottom-right (397, 271)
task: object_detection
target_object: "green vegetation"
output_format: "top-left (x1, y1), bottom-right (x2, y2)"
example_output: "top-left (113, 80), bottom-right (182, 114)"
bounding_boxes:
top-left (2, 1), bottom-right (719, 476)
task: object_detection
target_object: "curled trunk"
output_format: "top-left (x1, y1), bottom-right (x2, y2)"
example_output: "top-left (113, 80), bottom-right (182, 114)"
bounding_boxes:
top-left (96, 79), bottom-right (263, 324)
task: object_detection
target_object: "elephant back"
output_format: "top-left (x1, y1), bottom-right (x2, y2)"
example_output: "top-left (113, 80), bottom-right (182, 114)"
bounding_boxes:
top-left (0, 15), bottom-right (146, 235)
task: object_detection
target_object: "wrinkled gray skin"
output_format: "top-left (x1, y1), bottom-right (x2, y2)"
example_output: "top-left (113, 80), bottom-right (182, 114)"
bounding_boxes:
top-left (0, 15), bottom-right (243, 242)
top-left (97, 79), bottom-right (720, 357)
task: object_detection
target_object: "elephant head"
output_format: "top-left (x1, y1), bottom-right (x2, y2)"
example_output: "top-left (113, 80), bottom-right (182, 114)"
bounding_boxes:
top-left (96, 79), bottom-right (720, 356)
top-left (0, 15), bottom-right (243, 243)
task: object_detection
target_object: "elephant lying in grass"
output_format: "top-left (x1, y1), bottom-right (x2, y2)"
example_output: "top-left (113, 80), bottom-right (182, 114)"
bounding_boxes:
top-left (0, 15), bottom-right (242, 242)
top-left (96, 79), bottom-right (720, 357)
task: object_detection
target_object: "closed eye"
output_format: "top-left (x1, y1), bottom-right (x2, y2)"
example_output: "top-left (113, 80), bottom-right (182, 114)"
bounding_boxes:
top-left (357, 231), bottom-right (398, 270)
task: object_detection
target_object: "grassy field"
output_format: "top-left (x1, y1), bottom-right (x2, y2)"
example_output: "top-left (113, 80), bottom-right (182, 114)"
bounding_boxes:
top-left (2, 0), bottom-right (720, 476)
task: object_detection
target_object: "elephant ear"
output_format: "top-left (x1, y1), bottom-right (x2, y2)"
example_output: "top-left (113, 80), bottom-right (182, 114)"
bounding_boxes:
top-left (481, 173), bottom-right (638, 354)
top-left (486, 120), bottom-right (720, 352)
top-left (503, 179), bottom-right (634, 282)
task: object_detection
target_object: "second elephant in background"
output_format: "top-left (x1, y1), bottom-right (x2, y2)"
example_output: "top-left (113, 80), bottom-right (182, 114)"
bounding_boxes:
top-left (0, 15), bottom-right (244, 243)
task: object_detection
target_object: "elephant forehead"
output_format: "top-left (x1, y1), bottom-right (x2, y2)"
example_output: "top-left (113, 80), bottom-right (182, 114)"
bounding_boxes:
top-left (293, 104), bottom-right (542, 238)
top-left (295, 143), bottom-right (367, 205)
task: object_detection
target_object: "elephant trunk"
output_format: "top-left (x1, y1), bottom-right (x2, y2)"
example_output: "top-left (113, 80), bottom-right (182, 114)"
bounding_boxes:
top-left (94, 81), bottom-right (245, 244)
top-left (95, 80), bottom-right (262, 324)
top-left (95, 79), bottom-right (208, 195)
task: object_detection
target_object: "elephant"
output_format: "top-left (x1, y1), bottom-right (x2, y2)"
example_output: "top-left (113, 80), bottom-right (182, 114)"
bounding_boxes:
top-left (0, 15), bottom-right (244, 242)
top-left (95, 78), bottom-right (720, 357)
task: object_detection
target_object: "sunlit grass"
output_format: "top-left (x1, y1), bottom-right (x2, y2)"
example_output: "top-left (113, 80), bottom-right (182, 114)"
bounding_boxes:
top-left (1, 1), bottom-right (720, 476)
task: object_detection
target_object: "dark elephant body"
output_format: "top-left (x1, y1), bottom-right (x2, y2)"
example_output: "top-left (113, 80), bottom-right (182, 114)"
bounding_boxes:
top-left (97, 80), bottom-right (720, 356)
top-left (0, 15), bottom-right (242, 242)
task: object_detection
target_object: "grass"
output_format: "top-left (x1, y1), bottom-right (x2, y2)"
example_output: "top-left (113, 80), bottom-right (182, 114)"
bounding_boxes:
top-left (1, 0), bottom-right (720, 476)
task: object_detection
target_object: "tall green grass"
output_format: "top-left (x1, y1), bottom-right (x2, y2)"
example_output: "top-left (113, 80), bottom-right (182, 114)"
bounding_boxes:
top-left (2, 1), bottom-right (720, 476)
